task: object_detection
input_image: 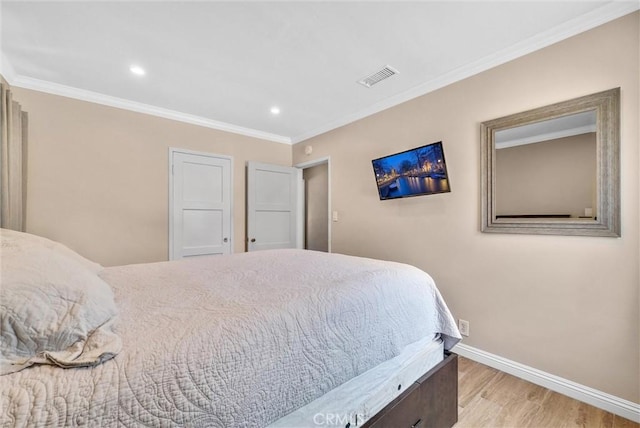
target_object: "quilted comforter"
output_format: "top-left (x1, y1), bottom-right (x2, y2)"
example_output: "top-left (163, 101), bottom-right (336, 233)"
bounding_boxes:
top-left (0, 249), bottom-right (460, 427)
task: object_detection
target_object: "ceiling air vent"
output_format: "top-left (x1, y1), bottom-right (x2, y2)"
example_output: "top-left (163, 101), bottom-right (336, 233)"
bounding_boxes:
top-left (357, 65), bottom-right (399, 88)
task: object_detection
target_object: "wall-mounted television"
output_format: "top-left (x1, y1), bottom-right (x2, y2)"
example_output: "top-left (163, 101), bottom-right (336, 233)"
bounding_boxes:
top-left (371, 141), bottom-right (451, 200)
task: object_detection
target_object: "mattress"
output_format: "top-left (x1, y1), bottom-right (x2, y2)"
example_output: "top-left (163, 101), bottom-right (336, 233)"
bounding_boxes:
top-left (270, 334), bottom-right (444, 427)
top-left (1, 249), bottom-right (461, 427)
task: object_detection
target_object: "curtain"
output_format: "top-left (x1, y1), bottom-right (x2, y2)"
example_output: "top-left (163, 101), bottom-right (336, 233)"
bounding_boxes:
top-left (0, 83), bottom-right (28, 231)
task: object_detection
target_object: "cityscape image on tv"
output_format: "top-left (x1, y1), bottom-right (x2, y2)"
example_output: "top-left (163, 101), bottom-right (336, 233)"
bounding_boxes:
top-left (372, 142), bottom-right (451, 200)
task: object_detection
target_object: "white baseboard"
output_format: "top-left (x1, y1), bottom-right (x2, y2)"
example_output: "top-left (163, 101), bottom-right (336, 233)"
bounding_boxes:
top-left (452, 343), bottom-right (640, 423)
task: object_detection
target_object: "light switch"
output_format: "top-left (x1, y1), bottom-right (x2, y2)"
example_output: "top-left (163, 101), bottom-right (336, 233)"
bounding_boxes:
top-left (332, 211), bottom-right (339, 222)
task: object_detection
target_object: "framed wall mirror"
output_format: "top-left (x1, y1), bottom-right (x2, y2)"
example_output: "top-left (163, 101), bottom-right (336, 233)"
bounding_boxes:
top-left (480, 88), bottom-right (620, 237)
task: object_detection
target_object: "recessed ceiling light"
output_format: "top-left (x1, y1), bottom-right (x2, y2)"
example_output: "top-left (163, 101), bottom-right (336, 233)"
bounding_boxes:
top-left (130, 65), bottom-right (146, 76)
top-left (270, 106), bottom-right (281, 115)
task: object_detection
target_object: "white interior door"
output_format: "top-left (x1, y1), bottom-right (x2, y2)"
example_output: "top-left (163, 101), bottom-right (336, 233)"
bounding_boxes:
top-left (170, 149), bottom-right (232, 259)
top-left (247, 162), bottom-right (302, 251)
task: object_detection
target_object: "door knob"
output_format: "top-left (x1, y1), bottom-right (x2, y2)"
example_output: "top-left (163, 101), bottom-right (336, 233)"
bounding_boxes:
top-left (250, 238), bottom-right (256, 243)
top-left (223, 237), bottom-right (228, 243)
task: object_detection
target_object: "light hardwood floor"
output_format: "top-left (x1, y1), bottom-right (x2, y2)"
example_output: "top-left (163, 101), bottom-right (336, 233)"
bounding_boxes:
top-left (455, 357), bottom-right (639, 428)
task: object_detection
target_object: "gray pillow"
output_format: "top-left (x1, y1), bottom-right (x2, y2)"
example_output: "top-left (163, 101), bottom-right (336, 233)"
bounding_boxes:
top-left (0, 229), bottom-right (121, 375)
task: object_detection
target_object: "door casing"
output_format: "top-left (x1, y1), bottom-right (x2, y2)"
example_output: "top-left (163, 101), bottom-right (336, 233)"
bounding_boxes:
top-left (295, 156), bottom-right (331, 253)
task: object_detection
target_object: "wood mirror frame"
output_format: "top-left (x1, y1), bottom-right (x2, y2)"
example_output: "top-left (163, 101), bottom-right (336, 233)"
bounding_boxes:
top-left (480, 88), bottom-right (620, 237)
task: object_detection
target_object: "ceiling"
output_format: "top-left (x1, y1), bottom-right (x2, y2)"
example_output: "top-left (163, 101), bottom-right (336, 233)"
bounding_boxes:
top-left (495, 110), bottom-right (597, 150)
top-left (1, 1), bottom-right (637, 144)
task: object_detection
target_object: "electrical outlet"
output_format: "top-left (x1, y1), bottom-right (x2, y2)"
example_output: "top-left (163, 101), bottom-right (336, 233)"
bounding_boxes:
top-left (458, 319), bottom-right (470, 337)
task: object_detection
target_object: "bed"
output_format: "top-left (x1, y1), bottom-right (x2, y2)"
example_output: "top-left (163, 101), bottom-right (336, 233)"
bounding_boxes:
top-left (0, 229), bottom-right (461, 427)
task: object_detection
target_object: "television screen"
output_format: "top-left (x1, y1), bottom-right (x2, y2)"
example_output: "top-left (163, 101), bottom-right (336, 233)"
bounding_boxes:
top-left (372, 141), bottom-right (451, 200)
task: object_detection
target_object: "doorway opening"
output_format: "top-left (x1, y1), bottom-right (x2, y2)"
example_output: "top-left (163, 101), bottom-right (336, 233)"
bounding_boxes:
top-left (296, 157), bottom-right (331, 253)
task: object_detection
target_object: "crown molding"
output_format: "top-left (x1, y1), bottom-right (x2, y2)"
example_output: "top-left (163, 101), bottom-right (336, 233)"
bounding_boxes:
top-left (3, 2), bottom-right (637, 146)
top-left (453, 343), bottom-right (640, 423)
top-left (291, 2), bottom-right (640, 144)
top-left (8, 75), bottom-right (292, 145)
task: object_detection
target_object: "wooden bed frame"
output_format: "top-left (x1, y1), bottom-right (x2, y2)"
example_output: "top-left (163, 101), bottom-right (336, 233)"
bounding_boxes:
top-left (363, 352), bottom-right (458, 428)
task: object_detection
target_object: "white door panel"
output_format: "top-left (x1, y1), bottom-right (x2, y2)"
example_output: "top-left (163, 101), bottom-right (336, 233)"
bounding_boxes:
top-left (255, 169), bottom-right (293, 205)
top-left (182, 210), bottom-right (223, 247)
top-left (255, 211), bottom-right (290, 243)
top-left (183, 162), bottom-right (223, 202)
top-left (170, 150), bottom-right (232, 259)
top-left (247, 162), bottom-right (302, 251)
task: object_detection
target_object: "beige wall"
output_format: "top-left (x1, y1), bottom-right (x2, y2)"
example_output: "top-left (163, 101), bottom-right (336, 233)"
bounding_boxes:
top-left (293, 13), bottom-right (639, 403)
top-left (496, 133), bottom-right (596, 218)
top-left (11, 88), bottom-right (291, 266)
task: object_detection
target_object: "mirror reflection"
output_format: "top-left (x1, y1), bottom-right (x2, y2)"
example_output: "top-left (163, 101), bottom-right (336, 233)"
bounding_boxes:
top-left (480, 87), bottom-right (620, 237)
top-left (495, 111), bottom-right (597, 220)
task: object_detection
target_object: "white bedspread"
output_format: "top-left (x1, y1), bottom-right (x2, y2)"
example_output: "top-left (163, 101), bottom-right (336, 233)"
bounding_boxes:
top-left (0, 249), bottom-right (460, 427)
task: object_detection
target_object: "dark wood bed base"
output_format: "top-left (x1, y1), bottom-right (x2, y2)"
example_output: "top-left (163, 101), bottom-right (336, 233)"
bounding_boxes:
top-left (363, 352), bottom-right (458, 428)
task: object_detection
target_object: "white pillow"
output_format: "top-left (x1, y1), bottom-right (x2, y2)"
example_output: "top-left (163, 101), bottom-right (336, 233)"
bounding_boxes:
top-left (0, 230), bottom-right (121, 375)
top-left (0, 228), bottom-right (103, 273)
